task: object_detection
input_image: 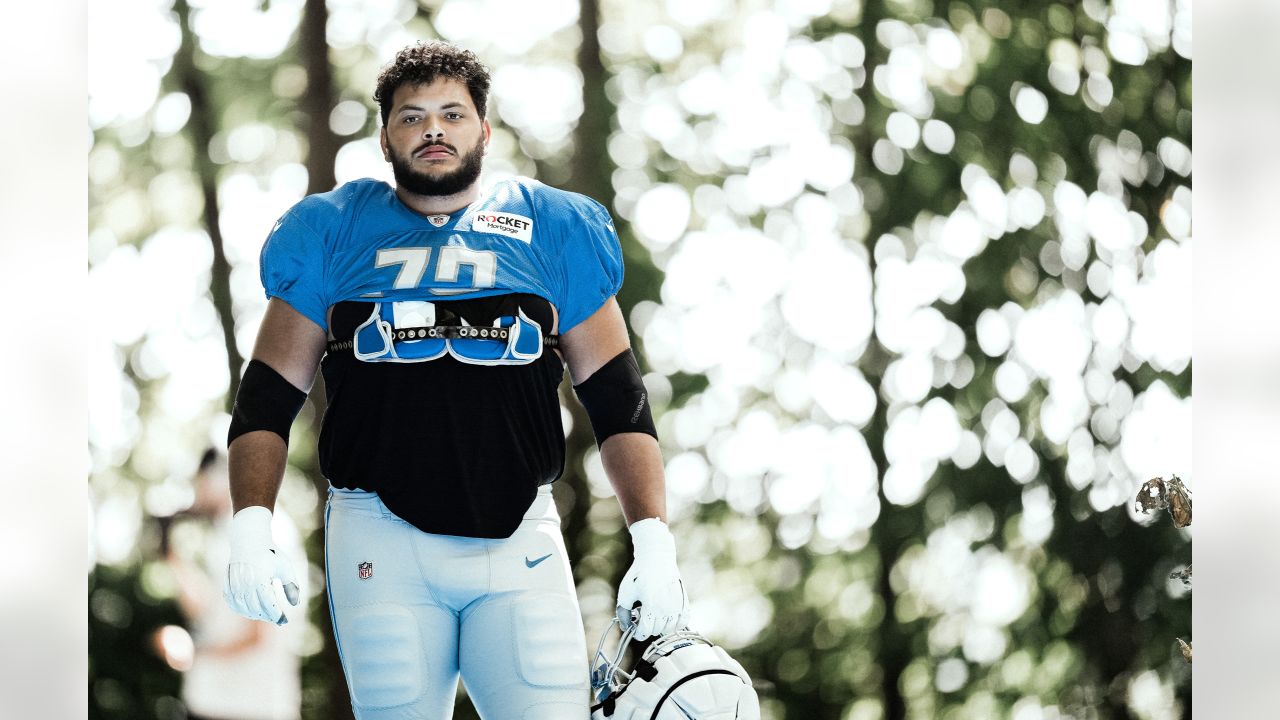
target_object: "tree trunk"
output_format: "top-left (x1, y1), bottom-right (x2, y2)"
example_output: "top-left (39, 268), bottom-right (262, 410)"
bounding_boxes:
top-left (568, 0), bottom-right (613, 207)
top-left (172, 0), bottom-right (243, 412)
top-left (557, 0), bottom-right (614, 587)
top-left (295, 2), bottom-right (354, 719)
top-left (301, 0), bottom-right (340, 197)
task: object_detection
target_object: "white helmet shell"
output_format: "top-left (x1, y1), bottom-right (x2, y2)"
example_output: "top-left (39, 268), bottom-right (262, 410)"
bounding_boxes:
top-left (591, 613), bottom-right (760, 720)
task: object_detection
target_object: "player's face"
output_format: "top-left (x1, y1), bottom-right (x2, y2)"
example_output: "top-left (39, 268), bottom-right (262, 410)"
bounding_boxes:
top-left (381, 78), bottom-right (491, 197)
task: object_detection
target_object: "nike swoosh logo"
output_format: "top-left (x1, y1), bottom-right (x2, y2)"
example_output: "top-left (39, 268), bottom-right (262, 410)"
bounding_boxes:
top-left (525, 553), bottom-right (552, 568)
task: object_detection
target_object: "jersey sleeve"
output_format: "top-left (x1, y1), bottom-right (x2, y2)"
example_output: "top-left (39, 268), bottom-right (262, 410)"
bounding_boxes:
top-left (555, 199), bottom-right (625, 333)
top-left (260, 210), bottom-right (329, 331)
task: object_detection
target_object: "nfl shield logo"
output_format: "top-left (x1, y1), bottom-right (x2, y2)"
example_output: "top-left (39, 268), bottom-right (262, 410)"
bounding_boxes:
top-left (358, 561), bottom-right (373, 580)
top-left (427, 214), bottom-right (449, 227)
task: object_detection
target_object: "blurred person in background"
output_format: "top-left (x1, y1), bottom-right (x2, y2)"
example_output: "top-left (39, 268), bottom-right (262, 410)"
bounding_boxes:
top-left (159, 448), bottom-right (305, 720)
top-left (220, 40), bottom-right (687, 719)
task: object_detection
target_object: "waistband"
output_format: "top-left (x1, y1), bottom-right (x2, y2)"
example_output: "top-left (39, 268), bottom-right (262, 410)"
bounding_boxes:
top-left (327, 484), bottom-right (556, 524)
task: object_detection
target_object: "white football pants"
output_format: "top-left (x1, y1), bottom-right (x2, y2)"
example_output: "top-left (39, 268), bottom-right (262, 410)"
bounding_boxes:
top-left (324, 485), bottom-right (590, 720)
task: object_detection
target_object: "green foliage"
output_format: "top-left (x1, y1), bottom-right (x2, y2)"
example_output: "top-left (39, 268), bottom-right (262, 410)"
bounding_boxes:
top-left (90, 0), bottom-right (1192, 717)
top-left (88, 563), bottom-right (185, 720)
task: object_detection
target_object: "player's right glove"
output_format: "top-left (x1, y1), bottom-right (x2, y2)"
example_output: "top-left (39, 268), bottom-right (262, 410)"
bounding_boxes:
top-left (224, 506), bottom-right (300, 625)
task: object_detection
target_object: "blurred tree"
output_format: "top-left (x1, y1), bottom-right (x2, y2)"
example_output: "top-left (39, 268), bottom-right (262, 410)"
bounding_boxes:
top-left (89, 1), bottom-right (1192, 718)
top-left (292, 0), bottom-right (356, 717)
top-left (88, 561), bottom-right (185, 720)
top-left (560, 0), bottom-right (618, 596)
top-left (560, 0), bottom-right (665, 611)
top-left (173, 0), bottom-right (242, 408)
top-left (589, 1), bottom-right (1190, 718)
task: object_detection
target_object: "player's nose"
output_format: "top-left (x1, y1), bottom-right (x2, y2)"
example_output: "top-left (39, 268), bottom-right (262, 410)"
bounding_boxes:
top-left (421, 118), bottom-right (445, 138)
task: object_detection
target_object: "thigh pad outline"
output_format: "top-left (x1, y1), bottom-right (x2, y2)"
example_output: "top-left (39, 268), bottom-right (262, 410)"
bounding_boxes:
top-left (334, 604), bottom-right (425, 709)
top-left (509, 593), bottom-right (589, 689)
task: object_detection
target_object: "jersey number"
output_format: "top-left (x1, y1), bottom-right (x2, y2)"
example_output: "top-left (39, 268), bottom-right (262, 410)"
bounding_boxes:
top-left (376, 246), bottom-right (497, 295)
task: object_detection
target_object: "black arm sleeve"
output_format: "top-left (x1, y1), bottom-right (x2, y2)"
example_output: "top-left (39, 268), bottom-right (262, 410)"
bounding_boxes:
top-left (227, 359), bottom-right (308, 447)
top-left (572, 349), bottom-right (658, 447)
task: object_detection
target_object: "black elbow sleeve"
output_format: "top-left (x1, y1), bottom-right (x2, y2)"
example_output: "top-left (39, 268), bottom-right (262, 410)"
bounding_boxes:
top-left (572, 349), bottom-right (657, 447)
top-left (227, 359), bottom-right (308, 447)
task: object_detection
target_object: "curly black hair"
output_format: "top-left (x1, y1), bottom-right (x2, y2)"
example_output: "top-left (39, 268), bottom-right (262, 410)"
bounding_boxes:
top-left (374, 41), bottom-right (492, 125)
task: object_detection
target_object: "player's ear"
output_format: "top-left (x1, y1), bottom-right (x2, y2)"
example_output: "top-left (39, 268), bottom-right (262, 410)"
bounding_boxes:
top-left (379, 127), bottom-right (390, 162)
top-left (482, 119), bottom-right (492, 148)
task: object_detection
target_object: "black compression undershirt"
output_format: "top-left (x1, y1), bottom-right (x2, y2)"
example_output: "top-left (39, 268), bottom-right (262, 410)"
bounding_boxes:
top-left (318, 294), bottom-right (565, 538)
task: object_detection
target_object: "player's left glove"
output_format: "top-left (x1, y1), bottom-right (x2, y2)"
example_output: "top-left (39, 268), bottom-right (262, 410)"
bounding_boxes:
top-left (616, 517), bottom-right (689, 641)
top-left (224, 506), bottom-right (300, 626)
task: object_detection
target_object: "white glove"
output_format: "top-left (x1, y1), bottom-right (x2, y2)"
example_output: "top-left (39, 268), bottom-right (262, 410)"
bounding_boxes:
top-left (616, 517), bottom-right (688, 641)
top-left (224, 506), bottom-right (300, 625)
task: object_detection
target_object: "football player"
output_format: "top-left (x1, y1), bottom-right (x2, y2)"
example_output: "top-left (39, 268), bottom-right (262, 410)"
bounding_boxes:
top-left (222, 41), bottom-right (688, 719)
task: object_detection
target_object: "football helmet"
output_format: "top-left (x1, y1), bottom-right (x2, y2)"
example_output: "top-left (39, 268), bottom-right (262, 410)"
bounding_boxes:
top-left (590, 609), bottom-right (760, 720)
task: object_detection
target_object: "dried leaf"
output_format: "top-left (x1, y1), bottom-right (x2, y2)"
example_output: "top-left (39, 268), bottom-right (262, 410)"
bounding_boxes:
top-left (1169, 564), bottom-right (1192, 587)
top-left (1135, 477), bottom-right (1168, 514)
top-left (1176, 638), bottom-right (1192, 663)
top-left (1166, 475), bottom-right (1192, 528)
top-left (1134, 475), bottom-right (1192, 527)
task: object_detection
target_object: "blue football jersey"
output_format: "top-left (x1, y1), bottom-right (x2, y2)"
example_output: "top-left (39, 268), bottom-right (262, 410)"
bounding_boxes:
top-left (260, 176), bottom-right (624, 336)
top-left (257, 177), bottom-right (624, 538)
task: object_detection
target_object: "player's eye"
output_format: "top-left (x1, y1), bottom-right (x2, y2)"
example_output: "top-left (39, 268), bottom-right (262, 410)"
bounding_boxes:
top-left (404, 116), bottom-right (420, 124)
top-left (446, 112), bottom-right (463, 121)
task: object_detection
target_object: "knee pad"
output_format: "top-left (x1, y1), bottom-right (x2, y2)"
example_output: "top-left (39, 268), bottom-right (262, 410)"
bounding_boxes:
top-left (336, 605), bottom-right (424, 708)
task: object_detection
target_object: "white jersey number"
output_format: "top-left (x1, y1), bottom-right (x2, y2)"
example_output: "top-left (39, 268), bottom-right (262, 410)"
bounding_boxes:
top-left (376, 246), bottom-right (498, 294)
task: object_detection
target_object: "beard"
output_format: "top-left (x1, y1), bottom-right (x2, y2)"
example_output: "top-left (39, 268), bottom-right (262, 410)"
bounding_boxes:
top-left (389, 140), bottom-right (485, 197)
